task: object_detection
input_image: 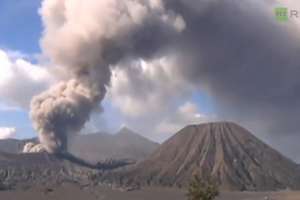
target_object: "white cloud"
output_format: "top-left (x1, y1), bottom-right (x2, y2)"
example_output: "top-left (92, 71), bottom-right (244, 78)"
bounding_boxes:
top-left (155, 101), bottom-right (214, 135)
top-left (107, 57), bottom-right (215, 142)
top-left (0, 49), bottom-right (53, 109)
top-left (0, 127), bottom-right (16, 139)
top-left (109, 57), bottom-right (191, 117)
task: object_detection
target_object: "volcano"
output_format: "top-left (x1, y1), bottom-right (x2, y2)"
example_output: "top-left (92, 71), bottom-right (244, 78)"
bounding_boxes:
top-left (121, 122), bottom-right (300, 191)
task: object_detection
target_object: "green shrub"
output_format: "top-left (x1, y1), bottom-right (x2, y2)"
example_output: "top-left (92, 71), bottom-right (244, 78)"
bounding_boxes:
top-left (186, 175), bottom-right (219, 200)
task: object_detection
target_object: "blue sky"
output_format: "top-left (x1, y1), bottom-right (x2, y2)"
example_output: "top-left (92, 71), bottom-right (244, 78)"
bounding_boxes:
top-left (0, 1), bottom-right (42, 139)
top-left (0, 1), bottom-right (214, 140)
top-left (0, 1), bottom-right (42, 54)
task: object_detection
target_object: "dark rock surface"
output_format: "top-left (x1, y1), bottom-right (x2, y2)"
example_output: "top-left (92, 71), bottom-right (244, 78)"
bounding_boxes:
top-left (0, 152), bottom-right (132, 190)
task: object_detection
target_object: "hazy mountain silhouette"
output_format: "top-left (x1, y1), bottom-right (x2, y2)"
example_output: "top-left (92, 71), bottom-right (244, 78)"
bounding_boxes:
top-left (69, 127), bottom-right (159, 163)
top-left (0, 128), bottom-right (158, 163)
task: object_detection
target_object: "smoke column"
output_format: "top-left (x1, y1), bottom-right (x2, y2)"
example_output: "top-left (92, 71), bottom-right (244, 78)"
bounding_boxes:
top-left (31, 0), bottom-right (300, 160)
top-left (31, 0), bottom-right (185, 153)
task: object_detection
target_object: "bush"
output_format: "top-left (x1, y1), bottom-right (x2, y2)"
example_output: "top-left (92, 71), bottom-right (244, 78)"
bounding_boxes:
top-left (186, 175), bottom-right (219, 200)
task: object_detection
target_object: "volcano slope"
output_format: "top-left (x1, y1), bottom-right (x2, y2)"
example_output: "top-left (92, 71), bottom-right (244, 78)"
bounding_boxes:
top-left (113, 122), bottom-right (300, 191)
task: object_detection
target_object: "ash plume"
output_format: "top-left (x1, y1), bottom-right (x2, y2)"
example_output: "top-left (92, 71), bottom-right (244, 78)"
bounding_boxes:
top-left (108, 0), bottom-right (300, 161)
top-left (31, 0), bottom-right (300, 161)
top-left (23, 142), bottom-right (46, 153)
top-left (31, 80), bottom-right (99, 153)
top-left (31, 0), bottom-right (185, 153)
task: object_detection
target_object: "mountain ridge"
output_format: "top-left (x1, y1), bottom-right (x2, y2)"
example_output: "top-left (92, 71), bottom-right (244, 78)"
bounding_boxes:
top-left (113, 122), bottom-right (300, 191)
top-left (0, 128), bottom-right (159, 163)
top-left (69, 127), bottom-right (159, 163)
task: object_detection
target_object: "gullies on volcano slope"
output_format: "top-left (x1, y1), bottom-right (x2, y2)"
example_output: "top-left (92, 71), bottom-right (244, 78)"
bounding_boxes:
top-left (105, 122), bottom-right (300, 191)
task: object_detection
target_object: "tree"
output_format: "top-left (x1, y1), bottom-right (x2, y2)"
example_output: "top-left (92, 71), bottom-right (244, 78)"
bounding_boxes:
top-left (186, 175), bottom-right (219, 200)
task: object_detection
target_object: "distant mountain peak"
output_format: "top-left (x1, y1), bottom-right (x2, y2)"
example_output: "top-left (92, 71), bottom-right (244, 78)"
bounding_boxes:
top-left (117, 127), bottom-right (142, 138)
top-left (118, 126), bottom-right (134, 134)
top-left (67, 127), bottom-right (159, 163)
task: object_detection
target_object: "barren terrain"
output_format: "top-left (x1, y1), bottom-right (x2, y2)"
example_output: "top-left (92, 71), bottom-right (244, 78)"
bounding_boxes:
top-left (1, 184), bottom-right (300, 200)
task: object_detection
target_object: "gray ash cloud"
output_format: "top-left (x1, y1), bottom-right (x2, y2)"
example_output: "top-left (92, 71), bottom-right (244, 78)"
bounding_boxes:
top-left (31, 0), bottom-right (300, 161)
top-left (31, 0), bottom-right (184, 153)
